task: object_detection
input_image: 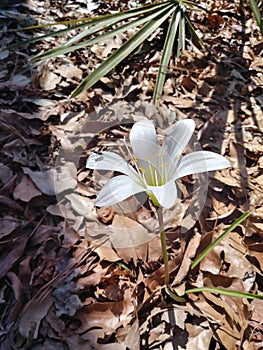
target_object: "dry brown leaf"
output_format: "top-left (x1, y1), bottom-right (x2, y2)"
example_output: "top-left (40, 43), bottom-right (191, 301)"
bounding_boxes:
top-left (162, 96), bottom-right (195, 108)
top-left (145, 252), bottom-right (184, 291)
top-left (110, 214), bottom-right (151, 260)
top-left (47, 202), bottom-right (77, 220)
top-left (19, 285), bottom-right (54, 339)
top-left (161, 308), bottom-right (187, 330)
top-left (185, 321), bottom-right (213, 350)
top-left (30, 338), bottom-right (65, 350)
top-left (23, 163), bottom-right (77, 196)
top-left (1, 1), bottom-right (263, 349)
top-left (200, 225), bottom-right (255, 290)
top-left (75, 289), bottom-right (134, 334)
top-left (65, 193), bottom-right (97, 220)
top-left (148, 321), bottom-right (169, 345)
top-left (93, 245), bottom-right (122, 262)
top-left (13, 175), bottom-right (42, 201)
top-left (96, 344), bottom-right (126, 350)
top-left (55, 65), bottom-right (83, 80)
top-left (192, 293), bottom-right (239, 350)
top-left (147, 235), bottom-right (162, 261)
top-left (0, 235), bottom-right (28, 279)
top-left (203, 275), bottom-right (250, 325)
top-left (171, 229), bottom-right (202, 287)
top-left (123, 319), bottom-right (140, 350)
top-left (0, 163), bottom-right (13, 183)
top-left (77, 265), bottom-right (108, 289)
top-left (91, 37), bottom-right (122, 59)
top-left (6, 271), bottom-right (23, 305)
top-left (59, 221), bottom-right (81, 245)
top-left (0, 74), bottom-right (31, 89)
top-left (39, 69), bottom-right (61, 90)
top-left (0, 215), bottom-right (21, 238)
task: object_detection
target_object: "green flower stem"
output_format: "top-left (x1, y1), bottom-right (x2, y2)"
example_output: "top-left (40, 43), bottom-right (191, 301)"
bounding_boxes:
top-left (157, 206), bottom-right (170, 286)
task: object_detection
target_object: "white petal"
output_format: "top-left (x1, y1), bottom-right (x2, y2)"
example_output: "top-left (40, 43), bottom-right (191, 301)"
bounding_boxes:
top-left (95, 175), bottom-right (146, 207)
top-left (86, 151), bottom-right (138, 178)
top-left (162, 119), bottom-right (195, 172)
top-left (174, 151), bottom-right (231, 179)
top-left (129, 118), bottom-right (161, 166)
top-left (130, 118), bottom-right (158, 148)
top-left (148, 181), bottom-right (177, 209)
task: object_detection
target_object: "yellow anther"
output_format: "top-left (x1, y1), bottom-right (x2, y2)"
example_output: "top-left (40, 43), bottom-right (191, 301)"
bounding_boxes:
top-left (133, 156), bottom-right (138, 163)
top-left (161, 163), bottom-right (168, 167)
top-left (138, 167), bottom-right (146, 173)
top-left (155, 153), bottom-right (164, 157)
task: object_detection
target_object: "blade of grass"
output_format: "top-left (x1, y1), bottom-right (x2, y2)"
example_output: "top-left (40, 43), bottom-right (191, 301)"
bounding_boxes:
top-left (191, 211), bottom-right (250, 269)
top-left (185, 286), bottom-right (263, 300)
top-left (153, 8), bottom-right (181, 103)
top-left (71, 4), bottom-right (175, 98)
top-left (248, 0), bottom-right (263, 35)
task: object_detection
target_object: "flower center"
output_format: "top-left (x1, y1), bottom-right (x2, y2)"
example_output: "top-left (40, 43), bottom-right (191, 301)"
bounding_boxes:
top-left (142, 154), bottom-right (168, 186)
top-left (122, 137), bottom-right (168, 187)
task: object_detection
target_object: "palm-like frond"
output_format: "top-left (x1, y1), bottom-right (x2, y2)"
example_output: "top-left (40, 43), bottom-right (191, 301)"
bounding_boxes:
top-left (20, 0), bottom-right (206, 101)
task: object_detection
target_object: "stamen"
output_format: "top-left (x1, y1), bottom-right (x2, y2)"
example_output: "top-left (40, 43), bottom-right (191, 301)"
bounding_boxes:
top-left (155, 153), bottom-right (165, 185)
top-left (154, 167), bottom-right (159, 186)
top-left (138, 167), bottom-right (146, 173)
top-left (141, 171), bottom-right (147, 184)
top-left (161, 163), bottom-right (168, 183)
top-left (146, 156), bottom-right (155, 186)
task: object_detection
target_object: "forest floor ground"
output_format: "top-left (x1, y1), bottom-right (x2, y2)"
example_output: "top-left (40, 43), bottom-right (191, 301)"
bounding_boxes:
top-left (0, 0), bottom-right (262, 349)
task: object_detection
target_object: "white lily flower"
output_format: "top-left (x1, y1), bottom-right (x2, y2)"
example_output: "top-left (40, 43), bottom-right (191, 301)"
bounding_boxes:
top-left (86, 118), bottom-right (231, 209)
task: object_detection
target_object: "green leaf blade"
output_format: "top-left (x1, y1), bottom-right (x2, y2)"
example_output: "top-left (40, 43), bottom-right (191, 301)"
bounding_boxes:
top-left (31, 7), bottom-right (169, 65)
top-left (71, 4), bottom-right (175, 98)
top-left (185, 286), bottom-right (263, 300)
top-left (153, 7), bottom-right (182, 103)
top-left (191, 211), bottom-right (250, 269)
top-left (248, 0), bottom-right (263, 35)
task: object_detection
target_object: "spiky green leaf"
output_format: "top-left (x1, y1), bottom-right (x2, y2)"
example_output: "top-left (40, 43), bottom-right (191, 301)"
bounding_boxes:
top-left (71, 3), bottom-right (174, 97)
top-left (153, 8), bottom-right (181, 103)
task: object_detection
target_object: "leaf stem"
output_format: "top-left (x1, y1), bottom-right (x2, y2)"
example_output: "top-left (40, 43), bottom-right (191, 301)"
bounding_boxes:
top-left (157, 206), bottom-right (169, 285)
